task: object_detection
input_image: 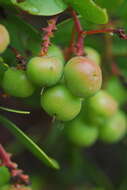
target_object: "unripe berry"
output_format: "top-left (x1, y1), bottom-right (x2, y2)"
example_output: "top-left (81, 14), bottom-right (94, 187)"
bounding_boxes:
top-left (85, 46), bottom-right (101, 65)
top-left (47, 45), bottom-right (65, 64)
top-left (87, 90), bottom-right (118, 118)
top-left (27, 56), bottom-right (63, 87)
top-left (2, 67), bottom-right (35, 98)
top-left (106, 76), bottom-right (127, 105)
top-left (41, 84), bottom-right (82, 121)
top-left (65, 117), bottom-right (98, 147)
top-left (99, 111), bottom-right (127, 143)
top-left (0, 24), bottom-right (10, 53)
top-left (64, 56), bottom-right (102, 97)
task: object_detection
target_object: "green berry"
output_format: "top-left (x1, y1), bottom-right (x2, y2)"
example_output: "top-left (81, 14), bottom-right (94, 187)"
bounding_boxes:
top-left (87, 90), bottom-right (118, 118)
top-left (99, 111), bottom-right (127, 143)
top-left (106, 76), bottom-right (127, 105)
top-left (64, 56), bottom-right (102, 97)
top-left (85, 46), bottom-right (101, 65)
top-left (2, 67), bottom-right (35, 98)
top-left (41, 84), bottom-right (82, 121)
top-left (65, 117), bottom-right (98, 147)
top-left (0, 24), bottom-right (10, 53)
top-left (27, 56), bottom-right (63, 87)
top-left (47, 44), bottom-right (65, 64)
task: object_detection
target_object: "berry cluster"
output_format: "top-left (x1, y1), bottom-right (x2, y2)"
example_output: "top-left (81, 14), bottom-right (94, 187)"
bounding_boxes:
top-left (0, 24), bottom-right (126, 149)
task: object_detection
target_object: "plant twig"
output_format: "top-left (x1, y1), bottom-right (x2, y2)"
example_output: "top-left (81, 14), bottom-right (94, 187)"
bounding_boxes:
top-left (0, 144), bottom-right (30, 187)
top-left (64, 25), bottom-right (76, 60)
top-left (40, 16), bottom-right (58, 56)
top-left (9, 45), bottom-right (26, 70)
top-left (82, 28), bottom-right (127, 39)
top-left (71, 10), bottom-right (84, 56)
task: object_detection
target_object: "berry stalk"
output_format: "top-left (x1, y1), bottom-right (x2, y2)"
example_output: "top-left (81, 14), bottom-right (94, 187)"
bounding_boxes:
top-left (9, 45), bottom-right (26, 69)
top-left (82, 28), bottom-right (127, 39)
top-left (71, 10), bottom-right (84, 56)
top-left (0, 144), bottom-right (30, 187)
top-left (40, 16), bottom-right (58, 56)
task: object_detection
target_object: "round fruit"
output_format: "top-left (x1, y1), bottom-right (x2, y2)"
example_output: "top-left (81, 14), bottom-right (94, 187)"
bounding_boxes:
top-left (85, 46), bottom-right (101, 65)
top-left (80, 101), bottom-right (105, 126)
top-left (64, 56), bottom-right (102, 97)
top-left (47, 44), bottom-right (65, 64)
top-left (106, 76), bottom-right (127, 105)
top-left (99, 111), bottom-right (127, 143)
top-left (0, 24), bottom-right (10, 53)
top-left (65, 117), bottom-right (98, 147)
top-left (87, 90), bottom-right (118, 118)
top-left (27, 56), bottom-right (63, 87)
top-left (2, 67), bottom-right (35, 98)
top-left (41, 84), bottom-right (82, 121)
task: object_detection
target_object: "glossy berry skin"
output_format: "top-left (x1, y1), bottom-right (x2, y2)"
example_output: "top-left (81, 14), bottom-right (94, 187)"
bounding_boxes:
top-left (0, 24), bottom-right (10, 53)
top-left (85, 46), bottom-right (101, 65)
top-left (99, 111), bottom-right (127, 143)
top-left (65, 117), bottom-right (98, 147)
top-left (87, 90), bottom-right (118, 118)
top-left (41, 85), bottom-right (82, 121)
top-left (27, 56), bottom-right (63, 87)
top-left (64, 56), bottom-right (102, 98)
top-left (2, 67), bottom-right (35, 98)
top-left (47, 45), bottom-right (65, 64)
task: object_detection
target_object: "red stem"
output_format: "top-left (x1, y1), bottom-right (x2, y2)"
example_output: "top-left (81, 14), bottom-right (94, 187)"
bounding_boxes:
top-left (9, 46), bottom-right (26, 68)
top-left (40, 16), bottom-right (58, 56)
top-left (71, 10), bottom-right (82, 33)
top-left (82, 28), bottom-right (127, 39)
top-left (64, 25), bottom-right (76, 60)
top-left (0, 144), bottom-right (30, 187)
top-left (71, 10), bottom-right (84, 56)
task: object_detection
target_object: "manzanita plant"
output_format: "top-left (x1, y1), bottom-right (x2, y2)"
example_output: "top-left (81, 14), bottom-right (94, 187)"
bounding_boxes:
top-left (0, 0), bottom-right (127, 189)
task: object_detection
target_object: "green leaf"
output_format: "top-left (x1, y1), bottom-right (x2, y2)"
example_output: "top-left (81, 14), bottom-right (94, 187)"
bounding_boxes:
top-left (0, 106), bottom-right (30, 114)
top-left (0, 0), bottom-right (12, 6)
top-left (0, 114), bottom-right (60, 170)
top-left (0, 167), bottom-right (10, 187)
top-left (0, 14), bottom-right (41, 65)
top-left (95, 0), bottom-right (124, 12)
top-left (11, 0), bottom-right (67, 16)
top-left (64, 0), bottom-right (108, 24)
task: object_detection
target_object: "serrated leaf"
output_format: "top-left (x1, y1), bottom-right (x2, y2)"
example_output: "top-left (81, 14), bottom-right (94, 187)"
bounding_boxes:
top-left (65, 0), bottom-right (108, 24)
top-left (0, 106), bottom-right (30, 114)
top-left (11, 0), bottom-right (67, 16)
top-left (0, 114), bottom-right (60, 170)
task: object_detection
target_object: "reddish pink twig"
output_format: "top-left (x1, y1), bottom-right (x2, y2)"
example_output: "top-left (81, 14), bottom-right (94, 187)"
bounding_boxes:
top-left (40, 16), bottom-right (58, 56)
top-left (82, 28), bottom-right (127, 39)
top-left (0, 144), bottom-right (30, 187)
top-left (9, 46), bottom-right (26, 69)
top-left (64, 25), bottom-right (76, 61)
top-left (111, 62), bottom-right (121, 76)
top-left (71, 10), bottom-right (84, 56)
